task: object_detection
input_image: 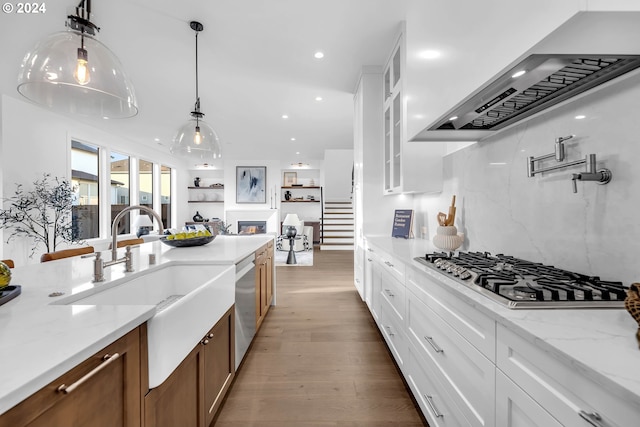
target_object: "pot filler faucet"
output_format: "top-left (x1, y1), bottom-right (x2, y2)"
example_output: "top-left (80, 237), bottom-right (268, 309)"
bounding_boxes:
top-left (89, 205), bottom-right (164, 282)
top-left (527, 135), bottom-right (612, 193)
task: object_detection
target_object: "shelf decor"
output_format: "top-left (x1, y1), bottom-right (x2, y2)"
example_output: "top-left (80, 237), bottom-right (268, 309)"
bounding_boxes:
top-left (236, 166), bottom-right (266, 203)
top-left (283, 172), bottom-right (297, 186)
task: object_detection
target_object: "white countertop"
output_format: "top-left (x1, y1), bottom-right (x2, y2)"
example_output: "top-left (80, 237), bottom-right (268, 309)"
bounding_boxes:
top-left (365, 235), bottom-right (640, 410)
top-left (0, 234), bottom-right (273, 415)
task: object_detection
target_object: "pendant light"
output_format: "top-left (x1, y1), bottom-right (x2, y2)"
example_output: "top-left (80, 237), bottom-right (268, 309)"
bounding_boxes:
top-left (170, 21), bottom-right (222, 162)
top-left (16, 0), bottom-right (138, 119)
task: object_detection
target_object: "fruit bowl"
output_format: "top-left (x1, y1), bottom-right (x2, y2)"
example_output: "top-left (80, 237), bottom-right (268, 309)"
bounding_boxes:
top-left (160, 235), bottom-right (215, 247)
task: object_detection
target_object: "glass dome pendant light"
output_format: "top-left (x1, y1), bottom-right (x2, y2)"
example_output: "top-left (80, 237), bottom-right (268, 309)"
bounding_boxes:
top-left (170, 21), bottom-right (222, 163)
top-left (16, 0), bottom-right (138, 118)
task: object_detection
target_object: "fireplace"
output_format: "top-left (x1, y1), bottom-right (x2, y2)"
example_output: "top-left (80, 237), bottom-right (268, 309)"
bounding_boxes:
top-left (238, 220), bottom-right (267, 234)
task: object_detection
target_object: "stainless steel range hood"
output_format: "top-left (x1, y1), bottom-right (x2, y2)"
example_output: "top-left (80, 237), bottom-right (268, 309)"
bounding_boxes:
top-left (412, 11), bottom-right (640, 142)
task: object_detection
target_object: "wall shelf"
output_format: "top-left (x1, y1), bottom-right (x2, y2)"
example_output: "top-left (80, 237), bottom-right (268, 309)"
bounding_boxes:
top-left (281, 200), bottom-right (320, 203)
top-left (281, 186), bottom-right (321, 189)
top-left (188, 186), bottom-right (224, 189)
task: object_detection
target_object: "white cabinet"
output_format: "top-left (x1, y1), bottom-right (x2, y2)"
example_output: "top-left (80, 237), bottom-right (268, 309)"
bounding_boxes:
top-left (383, 29), bottom-right (443, 195)
top-left (354, 244), bottom-right (365, 300)
top-left (406, 340), bottom-right (472, 427)
top-left (496, 324), bottom-right (640, 427)
top-left (495, 370), bottom-right (563, 427)
top-left (405, 278), bottom-right (495, 427)
top-left (363, 245), bottom-right (375, 310)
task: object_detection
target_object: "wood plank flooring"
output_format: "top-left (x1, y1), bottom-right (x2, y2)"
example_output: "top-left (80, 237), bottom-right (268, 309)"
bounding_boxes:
top-left (214, 248), bottom-right (428, 426)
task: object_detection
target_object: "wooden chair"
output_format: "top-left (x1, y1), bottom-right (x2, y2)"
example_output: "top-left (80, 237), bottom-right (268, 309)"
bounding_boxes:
top-left (108, 238), bottom-right (144, 249)
top-left (40, 246), bottom-right (95, 263)
top-left (1, 259), bottom-right (15, 268)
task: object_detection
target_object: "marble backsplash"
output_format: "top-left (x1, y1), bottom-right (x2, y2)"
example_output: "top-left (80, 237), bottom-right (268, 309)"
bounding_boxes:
top-left (413, 69), bottom-right (640, 286)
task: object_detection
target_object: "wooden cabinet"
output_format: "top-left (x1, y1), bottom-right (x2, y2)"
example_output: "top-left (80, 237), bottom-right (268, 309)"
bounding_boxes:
top-left (144, 307), bottom-right (235, 427)
top-left (0, 326), bottom-right (144, 427)
top-left (382, 28), bottom-right (443, 195)
top-left (255, 241), bottom-right (274, 331)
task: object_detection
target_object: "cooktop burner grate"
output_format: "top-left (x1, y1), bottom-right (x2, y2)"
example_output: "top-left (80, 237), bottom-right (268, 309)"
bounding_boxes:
top-left (415, 251), bottom-right (628, 309)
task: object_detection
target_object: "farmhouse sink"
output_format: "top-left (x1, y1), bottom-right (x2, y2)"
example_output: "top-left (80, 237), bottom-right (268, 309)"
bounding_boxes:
top-left (53, 263), bottom-right (235, 388)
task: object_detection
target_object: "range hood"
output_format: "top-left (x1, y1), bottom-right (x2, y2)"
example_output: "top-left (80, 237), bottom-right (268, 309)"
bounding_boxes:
top-left (412, 11), bottom-right (640, 142)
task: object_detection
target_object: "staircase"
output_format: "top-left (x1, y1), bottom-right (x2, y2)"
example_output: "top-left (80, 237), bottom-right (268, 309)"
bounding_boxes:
top-left (320, 201), bottom-right (354, 250)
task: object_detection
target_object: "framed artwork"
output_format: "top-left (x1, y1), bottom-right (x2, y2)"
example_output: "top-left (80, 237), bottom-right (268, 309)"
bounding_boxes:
top-left (283, 172), bottom-right (297, 186)
top-left (236, 166), bottom-right (267, 203)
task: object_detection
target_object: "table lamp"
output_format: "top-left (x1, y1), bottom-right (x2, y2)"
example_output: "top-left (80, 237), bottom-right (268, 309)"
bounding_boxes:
top-left (133, 214), bottom-right (154, 238)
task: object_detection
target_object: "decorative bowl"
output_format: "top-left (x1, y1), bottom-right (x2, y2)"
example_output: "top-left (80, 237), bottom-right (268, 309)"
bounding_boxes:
top-left (160, 235), bottom-right (215, 247)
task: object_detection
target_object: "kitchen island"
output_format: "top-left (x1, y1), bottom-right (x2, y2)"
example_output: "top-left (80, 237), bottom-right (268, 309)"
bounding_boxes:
top-left (363, 235), bottom-right (640, 427)
top-left (0, 234), bottom-right (274, 419)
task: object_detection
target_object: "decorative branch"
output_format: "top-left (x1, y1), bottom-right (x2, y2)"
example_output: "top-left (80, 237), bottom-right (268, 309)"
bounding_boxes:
top-left (0, 174), bottom-right (83, 257)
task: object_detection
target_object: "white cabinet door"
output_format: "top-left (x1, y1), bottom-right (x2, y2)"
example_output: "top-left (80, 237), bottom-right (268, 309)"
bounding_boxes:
top-left (496, 370), bottom-right (563, 427)
top-left (406, 341), bottom-right (470, 427)
top-left (364, 247), bottom-right (374, 309)
top-left (497, 324), bottom-right (639, 427)
top-left (406, 291), bottom-right (495, 427)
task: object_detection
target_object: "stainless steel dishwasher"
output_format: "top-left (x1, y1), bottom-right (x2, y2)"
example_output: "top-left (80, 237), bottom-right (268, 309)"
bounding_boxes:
top-left (235, 254), bottom-right (256, 370)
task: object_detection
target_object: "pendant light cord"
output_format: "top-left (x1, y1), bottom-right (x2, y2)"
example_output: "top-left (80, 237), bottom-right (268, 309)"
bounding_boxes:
top-left (195, 29), bottom-right (200, 126)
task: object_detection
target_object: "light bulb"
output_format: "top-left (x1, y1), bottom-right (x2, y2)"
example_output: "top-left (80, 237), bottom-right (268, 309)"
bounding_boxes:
top-left (74, 47), bottom-right (90, 85)
top-left (194, 125), bottom-right (202, 144)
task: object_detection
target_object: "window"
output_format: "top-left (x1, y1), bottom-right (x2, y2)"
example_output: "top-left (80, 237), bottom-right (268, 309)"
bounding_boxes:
top-left (161, 165), bottom-right (172, 229)
top-left (71, 140), bottom-right (100, 239)
top-left (110, 152), bottom-right (130, 235)
top-left (139, 159), bottom-right (153, 209)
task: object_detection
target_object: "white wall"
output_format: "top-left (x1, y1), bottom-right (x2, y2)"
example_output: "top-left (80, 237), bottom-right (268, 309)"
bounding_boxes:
top-left (0, 95), bottom-right (185, 264)
top-left (411, 69), bottom-right (640, 285)
top-left (323, 149), bottom-right (354, 201)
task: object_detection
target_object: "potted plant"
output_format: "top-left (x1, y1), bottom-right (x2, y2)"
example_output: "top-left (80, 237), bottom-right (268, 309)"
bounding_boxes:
top-left (0, 173), bottom-right (83, 257)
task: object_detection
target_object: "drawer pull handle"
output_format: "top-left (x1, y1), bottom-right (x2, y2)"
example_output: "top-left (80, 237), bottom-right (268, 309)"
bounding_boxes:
top-left (424, 394), bottom-right (443, 418)
top-left (367, 258), bottom-right (373, 262)
top-left (384, 289), bottom-right (395, 297)
top-left (384, 261), bottom-right (394, 267)
top-left (384, 325), bottom-right (395, 336)
top-left (579, 410), bottom-right (605, 427)
top-left (57, 353), bottom-right (120, 394)
top-left (424, 336), bottom-right (444, 353)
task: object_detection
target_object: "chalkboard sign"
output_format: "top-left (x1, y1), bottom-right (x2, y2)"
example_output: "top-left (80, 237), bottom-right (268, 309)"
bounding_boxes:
top-left (391, 209), bottom-right (414, 239)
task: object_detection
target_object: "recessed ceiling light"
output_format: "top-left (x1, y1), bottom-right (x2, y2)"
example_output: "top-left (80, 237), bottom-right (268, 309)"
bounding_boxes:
top-left (291, 138), bottom-right (296, 141)
top-left (419, 50), bottom-right (441, 59)
top-left (154, 137), bottom-right (160, 142)
top-left (512, 70), bottom-right (526, 78)
top-left (449, 116), bottom-right (458, 121)
top-left (314, 51), bottom-right (324, 59)
top-left (575, 115), bottom-right (586, 119)
top-left (315, 96), bottom-right (323, 101)
top-left (282, 114), bottom-right (289, 119)
top-left (296, 151), bottom-right (300, 155)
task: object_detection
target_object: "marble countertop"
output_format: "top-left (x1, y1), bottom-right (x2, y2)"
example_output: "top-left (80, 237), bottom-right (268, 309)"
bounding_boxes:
top-left (365, 235), bottom-right (640, 409)
top-left (0, 234), bottom-right (273, 415)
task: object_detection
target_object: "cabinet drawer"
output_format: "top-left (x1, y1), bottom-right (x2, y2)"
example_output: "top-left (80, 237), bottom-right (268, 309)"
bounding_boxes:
top-left (406, 293), bottom-right (495, 427)
top-left (407, 265), bottom-right (495, 361)
top-left (379, 298), bottom-right (407, 369)
top-left (497, 324), bottom-right (640, 427)
top-left (376, 248), bottom-right (405, 284)
top-left (495, 370), bottom-right (563, 427)
top-left (406, 341), bottom-right (470, 427)
top-left (380, 268), bottom-right (405, 321)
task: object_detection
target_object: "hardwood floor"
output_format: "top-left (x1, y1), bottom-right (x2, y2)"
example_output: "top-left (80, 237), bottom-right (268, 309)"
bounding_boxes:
top-left (214, 248), bottom-right (428, 426)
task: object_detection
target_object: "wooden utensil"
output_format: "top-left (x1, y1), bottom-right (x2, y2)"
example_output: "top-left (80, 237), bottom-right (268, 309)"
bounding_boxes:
top-left (445, 195), bottom-right (456, 226)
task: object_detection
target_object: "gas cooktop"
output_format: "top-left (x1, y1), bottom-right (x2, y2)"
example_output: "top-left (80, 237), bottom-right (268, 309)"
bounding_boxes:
top-left (414, 251), bottom-right (628, 309)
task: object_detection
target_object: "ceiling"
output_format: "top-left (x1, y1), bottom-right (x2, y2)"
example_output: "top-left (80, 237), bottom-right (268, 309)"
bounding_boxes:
top-left (0, 0), bottom-right (413, 165)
